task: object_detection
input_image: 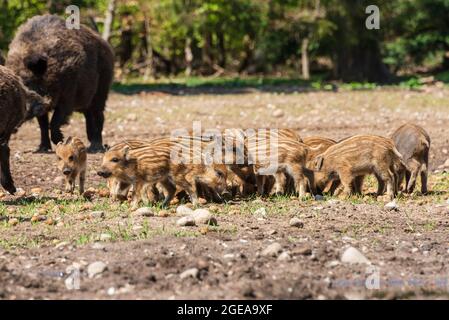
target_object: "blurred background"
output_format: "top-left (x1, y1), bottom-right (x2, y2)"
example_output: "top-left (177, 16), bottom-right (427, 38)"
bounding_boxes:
top-left (1, 0), bottom-right (448, 88)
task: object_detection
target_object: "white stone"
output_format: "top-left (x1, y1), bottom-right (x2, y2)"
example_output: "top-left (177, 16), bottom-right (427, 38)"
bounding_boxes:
top-left (134, 207), bottom-right (154, 217)
top-left (179, 268), bottom-right (199, 279)
top-left (87, 261), bottom-right (107, 278)
top-left (262, 242), bottom-right (283, 257)
top-left (176, 216), bottom-right (196, 227)
top-left (341, 247), bottom-right (371, 265)
top-left (176, 205), bottom-right (193, 216)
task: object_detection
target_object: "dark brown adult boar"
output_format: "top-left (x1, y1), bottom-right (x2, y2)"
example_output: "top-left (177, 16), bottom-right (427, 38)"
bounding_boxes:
top-left (391, 123), bottom-right (430, 194)
top-left (0, 65), bottom-right (49, 194)
top-left (6, 14), bottom-right (114, 153)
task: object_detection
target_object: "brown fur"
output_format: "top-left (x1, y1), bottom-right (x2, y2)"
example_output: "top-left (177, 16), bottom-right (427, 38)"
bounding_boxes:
top-left (98, 137), bottom-right (228, 207)
top-left (0, 65), bottom-right (49, 194)
top-left (55, 137), bottom-right (87, 194)
top-left (315, 135), bottom-right (405, 200)
top-left (247, 133), bottom-right (314, 197)
top-left (391, 123), bottom-right (430, 194)
top-left (6, 14), bottom-right (114, 153)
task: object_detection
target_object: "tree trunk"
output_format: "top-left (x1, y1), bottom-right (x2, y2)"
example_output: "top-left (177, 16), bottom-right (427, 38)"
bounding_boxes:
top-left (185, 37), bottom-right (193, 76)
top-left (218, 31), bottom-right (226, 68)
top-left (143, 13), bottom-right (154, 80)
top-left (301, 38), bottom-right (310, 80)
top-left (102, 0), bottom-right (116, 42)
top-left (202, 31), bottom-right (213, 74)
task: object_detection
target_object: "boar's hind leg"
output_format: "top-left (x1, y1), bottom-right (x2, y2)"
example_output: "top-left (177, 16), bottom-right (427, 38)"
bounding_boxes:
top-left (0, 143), bottom-right (16, 195)
top-left (406, 159), bottom-right (421, 194)
top-left (35, 114), bottom-right (52, 153)
top-left (84, 109), bottom-right (105, 153)
top-left (420, 154), bottom-right (429, 194)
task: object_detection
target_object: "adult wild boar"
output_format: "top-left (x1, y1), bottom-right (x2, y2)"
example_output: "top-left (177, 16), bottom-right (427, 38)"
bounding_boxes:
top-left (6, 14), bottom-right (114, 153)
top-left (0, 65), bottom-right (49, 194)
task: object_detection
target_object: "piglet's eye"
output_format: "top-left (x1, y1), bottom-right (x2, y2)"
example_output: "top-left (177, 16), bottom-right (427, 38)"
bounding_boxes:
top-left (216, 171), bottom-right (224, 178)
top-left (68, 156), bottom-right (74, 161)
top-left (111, 158), bottom-right (120, 163)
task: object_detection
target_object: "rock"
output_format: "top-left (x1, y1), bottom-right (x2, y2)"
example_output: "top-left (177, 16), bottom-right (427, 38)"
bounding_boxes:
top-left (277, 251), bottom-right (291, 261)
top-left (16, 188), bottom-right (26, 197)
top-left (192, 209), bottom-right (217, 225)
top-left (289, 217), bottom-right (304, 228)
top-left (31, 215), bottom-right (47, 222)
top-left (134, 207), bottom-right (154, 217)
top-left (176, 205), bottom-right (193, 216)
top-left (198, 198), bottom-right (207, 205)
top-left (262, 242), bottom-right (283, 257)
top-left (384, 201), bottom-right (398, 211)
top-left (87, 261), bottom-right (107, 278)
top-left (341, 247), bottom-right (371, 265)
top-left (8, 218), bottom-right (19, 226)
top-left (91, 243), bottom-right (105, 250)
top-left (176, 216), bottom-right (196, 227)
top-left (179, 268), bottom-right (199, 280)
top-left (272, 109), bottom-right (285, 118)
top-left (55, 241), bottom-right (69, 249)
top-left (314, 195), bottom-right (325, 201)
top-left (31, 187), bottom-right (43, 195)
top-left (295, 246), bottom-right (312, 256)
top-left (45, 218), bottom-right (56, 225)
top-left (90, 211), bottom-right (105, 219)
top-left (157, 210), bottom-right (170, 217)
top-left (254, 207), bottom-right (267, 216)
top-left (99, 233), bottom-right (112, 241)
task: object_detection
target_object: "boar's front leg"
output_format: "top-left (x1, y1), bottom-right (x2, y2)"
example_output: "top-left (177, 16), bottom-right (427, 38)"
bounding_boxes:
top-left (35, 114), bottom-right (52, 153)
top-left (84, 109), bottom-right (105, 153)
top-left (50, 107), bottom-right (70, 146)
top-left (0, 143), bottom-right (16, 194)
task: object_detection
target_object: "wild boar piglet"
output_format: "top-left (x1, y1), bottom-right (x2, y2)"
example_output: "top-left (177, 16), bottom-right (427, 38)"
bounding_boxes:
top-left (55, 137), bottom-right (87, 194)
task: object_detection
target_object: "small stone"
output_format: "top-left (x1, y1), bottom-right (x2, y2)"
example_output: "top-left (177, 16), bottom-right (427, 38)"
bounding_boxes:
top-left (45, 218), bottom-right (56, 226)
top-left (90, 211), bottom-right (105, 219)
top-left (277, 252), bottom-right (291, 261)
top-left (295, 247), bottom-right (312, 256)
top-left (16, 188), bottom-right (26, 197)
top-left (31, 187), bottom-right (43, 195)
top-left (91, 242), bottom-right (105, 250)
top-left (176, 205), bottom-right (193, 216)
top-left (262, 242), bottom-right (283, 257)
top-left (444, 159), bottom-right (449, 167)
top-left (176, 216), bottom-right (196, 227)
top-left (179, 268), bottom-right (199, 280)
top-left (254, 207), bottom-right (267, 216)
top-left (99, 233), bottom-right (112, 241)
top-left (289, 218), bottom-right (304, 228)
top-left (341, 246), bottom-right (371, 265)
top-left (157, 210), bottom-right (170, 217)
top-left (272, 109), bottom-right (285, 118)
top-left (384, 201), bottom-right (398, 211)
top-left (8, 218), bottom-right (19, 226)
top-left (55, 241), bottom-right (69, 249)
top-left (192, 209), bottom-right (217, 225)
top-left (314, 195), bottom-right (325, 201)
top-left (87, 261), bottom-right (107, 278)
top-left (134, 207), bottom-right (154, 217)
top-left (31, 215), bottom-right (46, 222)
top-left (198, 198), bottom-right (207, 205)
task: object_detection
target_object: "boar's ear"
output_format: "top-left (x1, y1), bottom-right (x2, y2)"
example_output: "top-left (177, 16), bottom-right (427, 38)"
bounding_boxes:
top-left (24, 54), bottom-right (48, 76)
top-left (123, 146), bottom-right (131, 161)
top-left (315, 156), bottom-right (324, 171)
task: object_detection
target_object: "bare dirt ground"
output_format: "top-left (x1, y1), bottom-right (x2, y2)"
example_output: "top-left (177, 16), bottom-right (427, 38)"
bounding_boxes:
top-left (1, 86), bottom-right (449, 300)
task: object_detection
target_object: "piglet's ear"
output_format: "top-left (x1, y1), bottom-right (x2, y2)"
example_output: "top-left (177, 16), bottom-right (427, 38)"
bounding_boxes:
top-left (315, 156), bottom-right (324, 171)
top-left (104, 144), bottom-right (111, 151)
top-left (123, 146), bottom-right (130, 161)
top-left (65, 136), bottom-right (73, 145)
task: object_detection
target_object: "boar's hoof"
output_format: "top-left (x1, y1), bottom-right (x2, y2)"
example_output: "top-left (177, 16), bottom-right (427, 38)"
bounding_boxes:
top-left (87, 143), bottom-right (106, 154)
top-left (34, 145), bottom-right (52, 154)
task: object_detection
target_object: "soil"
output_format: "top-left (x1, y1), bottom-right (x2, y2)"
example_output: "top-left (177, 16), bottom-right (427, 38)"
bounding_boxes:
top-left (1, 86), bottom-right (449, 300)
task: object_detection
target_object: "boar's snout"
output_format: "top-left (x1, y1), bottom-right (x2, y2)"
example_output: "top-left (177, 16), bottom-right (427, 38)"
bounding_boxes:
top-left (97, 170), bottom-right (112, 178)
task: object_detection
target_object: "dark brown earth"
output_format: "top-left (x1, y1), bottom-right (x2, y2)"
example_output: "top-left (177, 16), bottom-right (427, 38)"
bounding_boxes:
top-left (1, 87), bottom-right (449, 299)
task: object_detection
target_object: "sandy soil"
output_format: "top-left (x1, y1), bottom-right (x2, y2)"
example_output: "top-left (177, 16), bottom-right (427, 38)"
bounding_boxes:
top-left (1, 86), bottom-right (449, 299)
